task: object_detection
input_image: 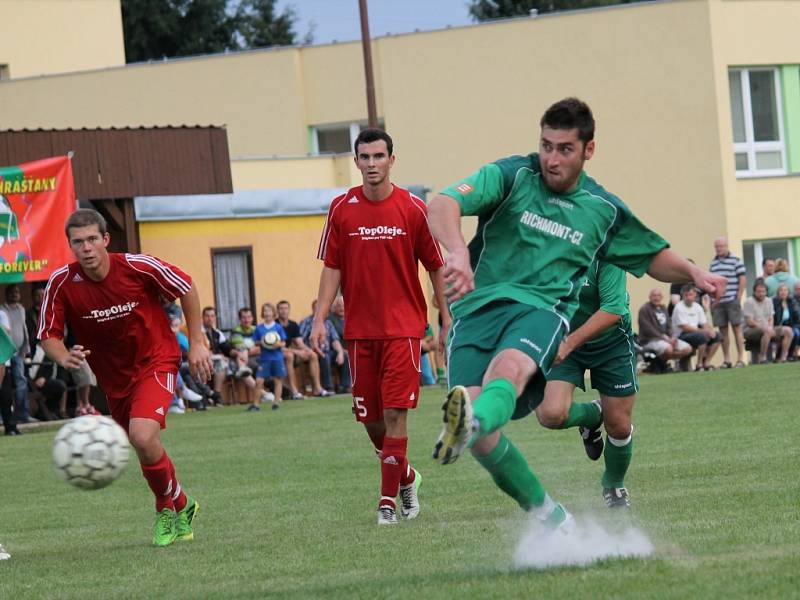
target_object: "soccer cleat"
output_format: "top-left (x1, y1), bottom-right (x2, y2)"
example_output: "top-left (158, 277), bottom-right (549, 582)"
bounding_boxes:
top-left (176, 495), bottom-right (199, 541)
top-left (603, 487), bottom-right (631, 509)
top-left (377, 503), bottom-right (398, 525)
top-left (152, 508), bottom-right (178, 547)
top-left (578, 399), bottom-right (604, 461)
top-left (246, 404), bottom-right (261, 412)
top-left (271, 400), bottom-right (281, 411)
top-left (398, 469), bottom-right (422, 519)
top-left (539, 503), bottom-right (575, 534)
top-left (433, 386), bottom-right (474, 465)
top-left (0, 543), bottom-right (10, 560)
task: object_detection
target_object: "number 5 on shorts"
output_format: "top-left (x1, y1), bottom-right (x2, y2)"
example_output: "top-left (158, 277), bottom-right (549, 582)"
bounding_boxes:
top-left (353, 396), bottom-right (368, 418)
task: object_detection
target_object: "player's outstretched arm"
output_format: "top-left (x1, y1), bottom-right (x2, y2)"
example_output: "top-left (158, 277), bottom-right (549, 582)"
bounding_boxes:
top-left (179, 282), bottom-right (213, 383)
top-left (647, 249), bottom-right (728, 304)
top-left (311, 267), bottom-right (341, 354)
top-left (554, 310), bottom-right (621, 365)
top-left (428, 195), bottom-right (474, 303)
top-left (40, 338), bottom-right (90, 370)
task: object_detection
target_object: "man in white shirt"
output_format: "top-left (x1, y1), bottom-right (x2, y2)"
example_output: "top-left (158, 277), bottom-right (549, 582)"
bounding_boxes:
top-left (672, 285), bottom-right (721, 370)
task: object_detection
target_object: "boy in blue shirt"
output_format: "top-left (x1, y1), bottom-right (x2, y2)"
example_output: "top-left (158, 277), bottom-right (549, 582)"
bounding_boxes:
top-left (251, 303), bottom-right (287, 412)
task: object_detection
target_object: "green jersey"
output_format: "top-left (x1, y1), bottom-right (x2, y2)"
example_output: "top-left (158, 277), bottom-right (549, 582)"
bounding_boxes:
top-left (572, 261), bottom-right (632, 347)
top-left (441, 153), bottom-right (668, 322)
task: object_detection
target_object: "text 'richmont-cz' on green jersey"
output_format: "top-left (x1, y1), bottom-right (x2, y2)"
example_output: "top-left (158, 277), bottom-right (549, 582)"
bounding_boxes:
top-left (572, 261), bottom-right (632, 347)
top-left (440, 153), bottom-right (668, 323)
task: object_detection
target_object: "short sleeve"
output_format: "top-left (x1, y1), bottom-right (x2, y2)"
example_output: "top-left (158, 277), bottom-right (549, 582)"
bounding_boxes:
top-left (597, 262), bottom-right (628, 316)
top-left (410, 196), bottom-right (445, 272)
top-left (672, 305), bottom-right (687, 328)
top-left (125, 254), bottom-right (192, 301)
top-left (318, 195), bottom-right (345, 268)
top-left (602, 213), bottom-right (669, 277)
top-left (253, 324), bottom-right (264, 344)
top-left (698, 307), bottom-right (707, 325)
top-left (440, 163), bottom-right (506, 217)
top-left (736, 260), bottom-right (746, 276)
top-left (742, 299), bottom-right (755, 320)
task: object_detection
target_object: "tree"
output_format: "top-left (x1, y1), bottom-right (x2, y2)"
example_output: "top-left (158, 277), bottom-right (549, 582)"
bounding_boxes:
top-left (121, 0), bottom-right (305, 63)
top-left (468, 0), bottom-right (648, 20)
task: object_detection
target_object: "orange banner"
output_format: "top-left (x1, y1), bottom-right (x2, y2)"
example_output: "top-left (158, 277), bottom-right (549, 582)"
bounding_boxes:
top-left (0, 156), bottom-right (76, 283)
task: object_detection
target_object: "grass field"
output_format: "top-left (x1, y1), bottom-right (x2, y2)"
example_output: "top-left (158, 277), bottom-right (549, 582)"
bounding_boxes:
top-left (1, 365), bottom-right (798, 599)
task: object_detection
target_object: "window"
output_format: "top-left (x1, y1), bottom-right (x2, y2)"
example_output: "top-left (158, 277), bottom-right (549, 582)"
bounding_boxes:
top-left (742, 239), bottom-right (794, 287)
top-left (211, 247), bottom-right (255, 331)
top-left (729, 68), bottom-right (786, 177)
top-left (0, 64), bottom-right (8, 80)
top-left (309, 120), bottom-right (385, 154)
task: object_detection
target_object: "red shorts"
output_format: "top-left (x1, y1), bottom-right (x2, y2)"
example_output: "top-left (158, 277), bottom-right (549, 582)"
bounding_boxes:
top-left (349, 338), bottom-right (421, 423)
top-left (107, 369), bottom-right (177, 432)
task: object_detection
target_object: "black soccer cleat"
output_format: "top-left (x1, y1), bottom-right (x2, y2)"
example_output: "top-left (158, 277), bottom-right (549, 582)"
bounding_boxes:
top-left (578, 399), bottom-right (603, 461)
top-left (603, 487), bottom-right (631, 509)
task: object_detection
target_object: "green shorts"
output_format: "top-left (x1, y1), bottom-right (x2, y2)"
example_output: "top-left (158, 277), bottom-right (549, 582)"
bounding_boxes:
top-left (548, 325), bottom-right (639, 397)
top-left (447, 301), bottom-right (565, 420)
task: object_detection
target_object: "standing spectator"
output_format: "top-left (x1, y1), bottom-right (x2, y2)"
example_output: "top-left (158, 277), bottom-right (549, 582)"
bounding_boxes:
top-left (1, 285), bottom-right (32, 422)
top-left (772, 283), bottom-right (800, 360)
top-left (764, 258), bottom-right (798, 298)
top-left (326, 296), bottom-right (352, 393)
top-left (26, 283), bottom-right (46, 355)
top-left (672, 285), bottom-right (722, 370)
top-left (637, 288), bottom-right (693, 362)
top-left (202, 306), bottom-right (232, 401)
top-left (743, 281), bottom-right (792, 363)
top-left (0, 308), bottom-right (20, 435)
top-left (709, 237), bottom-right (746, 368)
top-left (300, 300), bottom-right (346, 393)
top-left (276, 300), bottom-right (330, 399)
top-left (251, 303), bottom-right (286, 411)
top-left (760, 257), bottom-right (776, 281)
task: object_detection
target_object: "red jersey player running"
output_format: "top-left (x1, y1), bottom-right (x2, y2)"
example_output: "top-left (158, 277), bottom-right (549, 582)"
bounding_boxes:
top-left (38, 209), bottom-right (213, 547)
top-left (312, 128), bottom-right (450, 525)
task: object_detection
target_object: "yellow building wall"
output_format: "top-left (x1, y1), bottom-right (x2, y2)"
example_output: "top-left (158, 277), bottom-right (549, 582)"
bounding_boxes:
top-left (0, 0), bottom-right (125, 79)
top-left (231, 155), bottom-right (360, 190)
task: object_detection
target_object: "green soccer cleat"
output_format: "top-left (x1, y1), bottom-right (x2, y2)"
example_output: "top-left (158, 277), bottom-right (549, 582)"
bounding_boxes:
top-left (176, 495), bottom-right (200, 541)
top-left (152, 508), bottom-right (178, 547)
top-left (433, 386), bottom-right (474, 465)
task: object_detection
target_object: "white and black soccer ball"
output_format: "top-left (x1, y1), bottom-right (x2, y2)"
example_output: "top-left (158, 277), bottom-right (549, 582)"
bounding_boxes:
top-left (261, 331), bottom-right (281, 349)
top-left (53, 416), bottom-right (130, 490)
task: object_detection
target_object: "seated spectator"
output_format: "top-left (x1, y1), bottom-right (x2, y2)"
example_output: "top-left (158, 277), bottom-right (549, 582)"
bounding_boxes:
top-left (299, 300), bottom-right (347, 394)
top-left (276, 300), bottom-right (331, 398)
top-left (764, 258), bottom-right (798, 297)
top-left (229, 307), bottom-right (267, 405)
top-left (772, 283), bottom-right (800, 360)
top-left (793, 281), bottom-right (800, 305)
top-left (420, 323), bottom-right (437, 385)
top-left (202, 306), bottom-right (232, 402)
top-left (64, 327), bottom-right (100, 416)
top-left (251, 303), bottom-right (286, 412)
top-left (638, 288), bottom-right (693, 364)
top-left (672, 285), bottom-right (721, 371)
top-left (28, 343), bottom-right (67, 420)
top-left (326, 296), bottom-right (351, 393)
top-left (743, 280), bottom-right (793, 363)
top-left (171, 316), bottom-right (218, 408)
top-left (170, 317), bottom-right (190, 355)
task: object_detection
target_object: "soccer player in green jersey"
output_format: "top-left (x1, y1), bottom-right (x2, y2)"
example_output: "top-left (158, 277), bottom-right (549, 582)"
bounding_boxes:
top-left (537, 261), bottom-right (637, 509)
top-left (428, 98), bottom-right (726, 528)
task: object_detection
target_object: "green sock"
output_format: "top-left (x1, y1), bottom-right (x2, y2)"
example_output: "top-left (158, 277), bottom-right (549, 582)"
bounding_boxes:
top-left (474, 433), bottom-right (546, 511)
top-left (558, 401), bottom-right (602, 430)
top-left (601, 434), bottom-right (633, 488)
top-left (473, 378), bottom-right (517, 436)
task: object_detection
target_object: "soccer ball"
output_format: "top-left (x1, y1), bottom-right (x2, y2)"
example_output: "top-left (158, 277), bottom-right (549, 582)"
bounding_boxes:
top-left (262, 331), bottom-right (281, 349)
top-left (53, 416), bottom-right (130, 490)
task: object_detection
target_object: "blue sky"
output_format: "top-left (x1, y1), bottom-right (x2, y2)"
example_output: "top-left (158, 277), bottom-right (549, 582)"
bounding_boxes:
top-left (276, 0), bottom-right (475, 44)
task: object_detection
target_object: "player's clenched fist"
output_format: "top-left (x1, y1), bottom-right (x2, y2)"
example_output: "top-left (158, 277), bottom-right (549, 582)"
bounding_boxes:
top-left (309, 319), bottom-right (328, 355)
top-left (444, 249), bottom-right (475, 302)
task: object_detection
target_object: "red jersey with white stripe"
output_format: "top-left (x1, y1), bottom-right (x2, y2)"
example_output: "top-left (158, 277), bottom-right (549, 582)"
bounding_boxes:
top-left (317, 184), bottom-right (444, 339)
top-left (38, 253), bottom-right (191, 398)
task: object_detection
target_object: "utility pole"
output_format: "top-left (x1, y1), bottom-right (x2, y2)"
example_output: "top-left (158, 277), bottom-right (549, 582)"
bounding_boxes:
top-left (358, 0), bottom-right (379, 128)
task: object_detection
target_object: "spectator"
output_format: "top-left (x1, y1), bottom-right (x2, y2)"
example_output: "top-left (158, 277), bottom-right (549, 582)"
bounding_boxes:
top-left (276, 300), bottom-right (331, 399)
top-left (672, 285), bottom-right (721, 371)
top-left (251, 303), bottom-right (286, 411)
top-left (64, 326), bottom-right (100, 416)
top-left (172, 316), bottom-right (217, 408)
top-left (764, 258), bottom-right (798, 298)
top-left (300, 300), bottom-right (346, 393)
top-left (229, 307), bottom-right (266, 405)
top-left (28, 343), bottom-right (67, 420)
top-left (326, 296), bottom-right (352, 393)
top-left (743, 280), bottom-right (792, 364)
top-left (0, 308), bottom-right (20, 435)
top-left (26, 283), bottom-right (46, 355)
top-left (202, 306), bottom-right (232, 401)
top-left (637, 288), bottom-right (693, 363)
top-left (760, 257), bottom-right (776, 280)
top-left (420, 323), bottom-right (437, 385)
top-left (794, 281), bottom-right (800, 305)
top-left (1, 285), bottom-right (33, 422)
top-left (772, 283), bottom-right (800, 360)
top-left (170, 317), bottom-right (189, 356)
top-left (709, 237), bottom-right (746, 368)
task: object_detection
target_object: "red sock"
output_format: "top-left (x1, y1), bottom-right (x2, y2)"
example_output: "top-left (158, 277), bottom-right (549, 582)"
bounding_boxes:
top-left (140, 452), bottom-right (175, 512)
top-left (380, 436), bottom-right (407, 506)
top-left (165, 454), bottom-right (187, 512)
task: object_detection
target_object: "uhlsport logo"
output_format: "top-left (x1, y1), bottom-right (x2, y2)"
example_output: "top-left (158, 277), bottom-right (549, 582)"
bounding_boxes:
top-left (349, 225), bottom-right (406, 241)
top-left (82, 301), bottom-right (139, 323)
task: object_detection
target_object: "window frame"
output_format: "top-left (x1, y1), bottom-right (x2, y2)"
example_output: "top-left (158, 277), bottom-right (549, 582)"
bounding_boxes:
top-left (743, 239), bottom-right (795, 287)
top-left (210, 246), bottom-right (256, 332)
top-left (730, 66), bottom-right (787, 178)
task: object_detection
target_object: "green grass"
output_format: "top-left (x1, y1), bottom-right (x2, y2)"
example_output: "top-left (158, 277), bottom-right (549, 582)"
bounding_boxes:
top-left (1, 365), bottom-right (798, 599)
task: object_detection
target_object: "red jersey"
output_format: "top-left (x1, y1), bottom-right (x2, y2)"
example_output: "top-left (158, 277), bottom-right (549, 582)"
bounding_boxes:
top-left (317, 184), bottom-right (444, 339)
top-left (38, 253), bottom-right (192, 398)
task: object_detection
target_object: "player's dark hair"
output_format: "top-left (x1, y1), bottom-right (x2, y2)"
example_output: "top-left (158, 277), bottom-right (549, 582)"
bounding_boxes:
top-left (202, 306), bottom-right (216, 316)
top-left (680, 284), bottom-right (695, 296)
top-left (238, 307), bottom-right (252, 318)
top-left (277, 300), bottom-right (290, 308)
top-left (354, 128), bottom-right (393, 156)
top-left (65, 208), bottom-right (107, 238)
top-left (540, 98), bottom-right (595, 144)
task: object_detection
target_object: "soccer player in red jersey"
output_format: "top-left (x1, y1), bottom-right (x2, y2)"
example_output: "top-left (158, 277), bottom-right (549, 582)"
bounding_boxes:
top-left (311, 128), bottom-right (450, 525)
top-left (38, 209), bottom-right (212, 547)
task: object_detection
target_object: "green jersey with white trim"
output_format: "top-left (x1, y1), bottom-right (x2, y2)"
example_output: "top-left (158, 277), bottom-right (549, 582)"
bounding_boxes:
top-left (572, 261), bottom-right (631, 347)
top-left (441, 153), bottom-right (668, 323)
